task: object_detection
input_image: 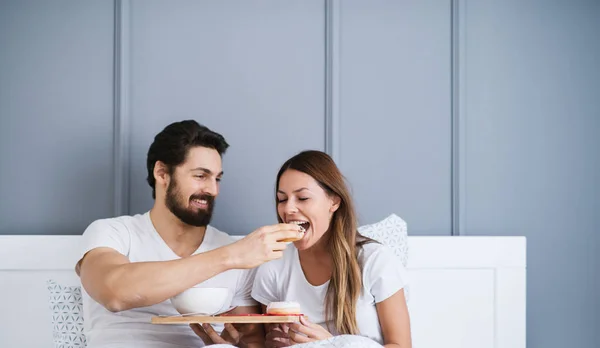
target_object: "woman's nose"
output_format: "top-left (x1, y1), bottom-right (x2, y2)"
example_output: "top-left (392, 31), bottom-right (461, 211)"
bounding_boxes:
top-left (284, 201), bottom-right (298, 214)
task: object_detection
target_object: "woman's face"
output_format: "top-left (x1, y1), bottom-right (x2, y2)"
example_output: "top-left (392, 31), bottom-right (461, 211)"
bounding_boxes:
top-left (276, 169), bottom-right (340, 250)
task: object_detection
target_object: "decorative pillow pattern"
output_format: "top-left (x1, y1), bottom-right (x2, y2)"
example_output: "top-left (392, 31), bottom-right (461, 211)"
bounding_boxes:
top-left (358, 213), bottom-right (409, 267)
top-left (47, 280), bottom-right (86, 348)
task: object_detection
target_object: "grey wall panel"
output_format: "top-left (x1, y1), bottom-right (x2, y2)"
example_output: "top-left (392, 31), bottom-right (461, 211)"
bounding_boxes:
top-left (127, 0), bottom-right (325, 234)
top-left (337, 0), bottom-right (452, 234)
top-left (0, 0), bottom-right (115, 235)
top-left (461, 1), bottom-right (600, 347)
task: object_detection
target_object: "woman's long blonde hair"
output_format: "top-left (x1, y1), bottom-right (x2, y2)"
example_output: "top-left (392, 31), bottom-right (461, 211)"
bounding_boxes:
top-left (275, 150), bottom-right (371, 334)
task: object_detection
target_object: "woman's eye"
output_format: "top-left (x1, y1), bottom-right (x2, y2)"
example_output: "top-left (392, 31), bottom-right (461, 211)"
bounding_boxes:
top-left (277, 198), bottom-right (287, 203)
top-left (298, 197), bottom-right (309, 201)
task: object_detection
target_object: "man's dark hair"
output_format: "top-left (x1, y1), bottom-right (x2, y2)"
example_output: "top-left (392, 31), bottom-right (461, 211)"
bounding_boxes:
top-left (146, 120), bottom-right (229, 199)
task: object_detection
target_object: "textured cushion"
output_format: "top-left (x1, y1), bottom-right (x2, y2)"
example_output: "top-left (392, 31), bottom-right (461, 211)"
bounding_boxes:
top-left (47, 280), bottom-right (87, 348)
top-left (358, 214), bottom-right (409, 267)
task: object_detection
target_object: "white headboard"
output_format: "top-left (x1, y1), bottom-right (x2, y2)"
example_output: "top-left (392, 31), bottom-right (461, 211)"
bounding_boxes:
top-left (0, 235), bottom-right (526, 348)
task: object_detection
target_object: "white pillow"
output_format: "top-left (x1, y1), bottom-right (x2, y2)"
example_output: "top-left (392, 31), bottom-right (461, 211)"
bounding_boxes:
top-left (47, 280), bottom-right (87, 348)
top-left (358, 213), bottom-right (409, 267)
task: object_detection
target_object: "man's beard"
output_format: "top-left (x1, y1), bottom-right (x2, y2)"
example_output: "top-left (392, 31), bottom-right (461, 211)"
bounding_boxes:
top-left (165, 178), bottom-right (215, 227)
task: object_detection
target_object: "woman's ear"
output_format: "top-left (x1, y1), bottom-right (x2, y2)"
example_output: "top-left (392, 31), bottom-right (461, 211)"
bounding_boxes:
top-left (330, 195), bottom-right (341, 213)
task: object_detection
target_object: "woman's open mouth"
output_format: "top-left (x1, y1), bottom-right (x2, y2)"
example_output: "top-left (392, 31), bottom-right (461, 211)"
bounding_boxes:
top-left (288, 220), bottom-right (310, 233)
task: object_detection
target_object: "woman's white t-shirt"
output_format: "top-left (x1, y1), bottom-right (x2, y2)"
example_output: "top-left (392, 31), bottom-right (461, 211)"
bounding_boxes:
top-left (251, 242), bottom-right (408, 344)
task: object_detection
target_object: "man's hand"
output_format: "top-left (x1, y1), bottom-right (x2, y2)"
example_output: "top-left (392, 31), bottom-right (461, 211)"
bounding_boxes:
top-left (191, 323), bottom-right (245, 347)
top-left (265, 324), bottom-right (292, 348)
top-left (191, 305), bottom-right (264, 347)
top-left (226, 223), bottom-right (304, 269)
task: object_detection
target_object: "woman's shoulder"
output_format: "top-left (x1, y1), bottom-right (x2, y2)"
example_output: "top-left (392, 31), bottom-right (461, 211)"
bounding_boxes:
top-left (358, 240), bottom-right (391, 260)
top-left (358, 240), bottom-right (409, 299)
top-left (358, 241), bottom-right (404, 275)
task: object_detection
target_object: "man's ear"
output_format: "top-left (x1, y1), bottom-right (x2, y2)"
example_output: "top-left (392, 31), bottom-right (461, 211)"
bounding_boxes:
top-left (154, 161), bottom-right (170, 187)
top-left (330, 195), bottom-right (341, 213)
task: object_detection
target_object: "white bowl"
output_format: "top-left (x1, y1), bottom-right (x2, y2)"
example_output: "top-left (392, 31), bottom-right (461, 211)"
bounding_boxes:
top-left (170, 286), bottom-right (232, 315)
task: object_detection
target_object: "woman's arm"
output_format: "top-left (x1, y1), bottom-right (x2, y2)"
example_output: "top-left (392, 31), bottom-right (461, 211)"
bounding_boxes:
top-left (376, 288), bottom-right (412, 348)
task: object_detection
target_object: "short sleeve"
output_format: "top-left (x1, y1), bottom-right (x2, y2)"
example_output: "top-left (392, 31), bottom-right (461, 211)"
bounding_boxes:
top-left (78, 219), bottom-right (130, 263)
top-left (362, 244), bottom-right (409, 303)
top-left (251, 263), bottom-right (280, 306)
top-left (231, 268), bottom-right (259, 307)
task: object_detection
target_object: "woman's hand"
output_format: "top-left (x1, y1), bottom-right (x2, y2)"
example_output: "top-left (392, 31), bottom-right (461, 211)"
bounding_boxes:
top-left (287, 316), bottom-right (333, 344)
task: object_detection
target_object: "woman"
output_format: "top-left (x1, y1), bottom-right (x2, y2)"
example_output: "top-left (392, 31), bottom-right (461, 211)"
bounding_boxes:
top-left (251, 150), bottom-right (412, 348)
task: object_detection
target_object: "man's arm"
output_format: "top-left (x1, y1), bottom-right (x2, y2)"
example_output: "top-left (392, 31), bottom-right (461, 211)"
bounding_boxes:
top-left (78, 224), bottom-right (302, 312)
top-left (78, 246), bottom-right (235, 312)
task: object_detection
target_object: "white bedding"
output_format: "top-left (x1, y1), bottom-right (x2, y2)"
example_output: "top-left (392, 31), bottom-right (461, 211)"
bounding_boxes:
top-left (209, 335), bottom-right (383, 347)
top-left (0, 235), bottom-right (526, 348)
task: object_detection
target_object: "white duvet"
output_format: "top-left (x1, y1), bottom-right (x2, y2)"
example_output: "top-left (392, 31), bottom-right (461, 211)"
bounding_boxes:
top-left (209, 334), bottom-right (383, 347)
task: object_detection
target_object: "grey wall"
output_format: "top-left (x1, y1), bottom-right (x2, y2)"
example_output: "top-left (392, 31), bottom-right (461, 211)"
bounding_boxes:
top-left (1, 1), bottom-right (598, 347)
top-left (461, 1), bottom-right (600, 347)
top-left (127, 0), bottom-right (326, 232)
top-left (0, 0), bottom-right (115, 235)
top-left (337, 0), bottom-right (452, 235)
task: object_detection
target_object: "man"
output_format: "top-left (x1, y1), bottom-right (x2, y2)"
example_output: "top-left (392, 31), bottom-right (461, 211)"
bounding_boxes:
top-left (76, 120), bottom-right (303, 348)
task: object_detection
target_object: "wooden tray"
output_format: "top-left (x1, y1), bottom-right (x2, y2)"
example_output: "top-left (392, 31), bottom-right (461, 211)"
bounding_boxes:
top-left (151, 314), bottom-right (306, 325)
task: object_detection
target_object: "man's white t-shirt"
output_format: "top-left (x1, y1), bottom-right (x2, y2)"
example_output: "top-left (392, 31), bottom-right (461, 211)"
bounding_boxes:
top-left (78, 212), bottom-right (256, 348)
top-left (251, 242), bottom-right (408, 345)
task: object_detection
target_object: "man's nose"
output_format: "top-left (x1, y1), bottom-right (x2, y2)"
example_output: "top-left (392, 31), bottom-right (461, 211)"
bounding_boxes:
top-left (203, 178), bottom-right (219, 196)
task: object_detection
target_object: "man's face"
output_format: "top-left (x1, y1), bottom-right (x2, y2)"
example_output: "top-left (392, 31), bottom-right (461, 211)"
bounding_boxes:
top-left (165, 146), bottom-right (223, 227)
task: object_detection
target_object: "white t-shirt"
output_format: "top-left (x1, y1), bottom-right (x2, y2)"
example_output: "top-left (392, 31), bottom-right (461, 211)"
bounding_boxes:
top-left (251, 242), bottom-right (408, 344)
top-left (79, 212), bottom-right (256, 348)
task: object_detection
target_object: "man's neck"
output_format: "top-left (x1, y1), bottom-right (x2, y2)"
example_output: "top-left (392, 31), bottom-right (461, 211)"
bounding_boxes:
top-left (148, 205), bottom-right (207, 258)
